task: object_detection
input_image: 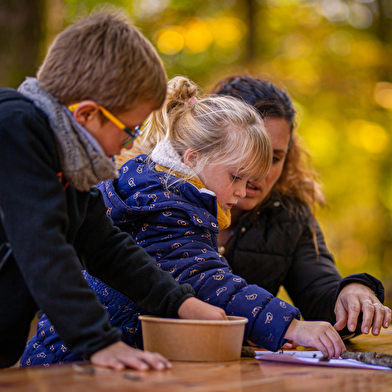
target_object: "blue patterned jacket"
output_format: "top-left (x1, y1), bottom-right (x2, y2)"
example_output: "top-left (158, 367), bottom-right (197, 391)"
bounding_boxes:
top-left (21, 155), bottom-right (300, 366)
top-left (20, 270), bottom-right (145, 366)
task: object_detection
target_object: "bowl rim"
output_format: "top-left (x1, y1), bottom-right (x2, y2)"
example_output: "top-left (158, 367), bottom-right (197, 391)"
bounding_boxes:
top-left (138, 315), bottom-right (248, 326)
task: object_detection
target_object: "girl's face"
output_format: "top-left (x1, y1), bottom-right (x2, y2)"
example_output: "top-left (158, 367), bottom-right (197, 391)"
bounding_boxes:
top-left (198, 163), bottom-right (251, 213)
top-left (235, 117), bottom-right (291, 211)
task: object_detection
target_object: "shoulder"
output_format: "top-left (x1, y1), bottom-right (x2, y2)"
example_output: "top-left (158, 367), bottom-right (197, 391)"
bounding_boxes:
top-left (257, 194), bottom-right (313, 225)
top-left (115, 156), bottom-right (217, 211)
top-left (116, 155), bottom-right (164, 191)
top-left (0, 88), bottom-right (27, 106)
top-left (235, 195), bottom-right (314, 252)
top-left (0, 88), bottom-right (51, 139)
top-left (100, 159), bottom-right (219, 233)
top-left (0, 89), bottom-right (59, 175)
top-left (0, 88), bottom-right (43, 118)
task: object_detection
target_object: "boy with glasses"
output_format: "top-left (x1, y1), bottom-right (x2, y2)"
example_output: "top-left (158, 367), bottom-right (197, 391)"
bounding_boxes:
top-left (0, 10), bottom-right (226, 370)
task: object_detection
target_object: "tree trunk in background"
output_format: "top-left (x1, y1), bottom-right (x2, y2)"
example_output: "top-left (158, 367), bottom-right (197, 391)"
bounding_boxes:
top-left (0, 0), bottom-right (46, 88)
top-left (244, 0), bottom-right (256, 64)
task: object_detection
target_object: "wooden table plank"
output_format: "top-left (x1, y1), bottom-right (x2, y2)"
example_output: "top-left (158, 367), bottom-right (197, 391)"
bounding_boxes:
top-left (1, 328), bottom-right (392, 392)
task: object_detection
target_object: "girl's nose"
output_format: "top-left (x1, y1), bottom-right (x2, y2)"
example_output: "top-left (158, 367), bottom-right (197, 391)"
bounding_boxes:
top-left (235, 184), bottom-right (246, 198)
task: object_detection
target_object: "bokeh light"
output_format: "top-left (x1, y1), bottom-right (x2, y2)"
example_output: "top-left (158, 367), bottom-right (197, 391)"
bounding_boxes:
top-left (156, 27), bottom-right (185, 55)
top-left (374, 82), bottom-right (392, 109)
top-left (321, 0), bottom-right (349, 22)
top-left (184, 19), bottom-right (213, 53)
top-left (210, 16), bottom-right (246, 49)
top-left (348, 119), bottom-right (389, 154)
top-left (348, 3), bottom-right (373, 29)
top-left (325, 31), bottom-right (352, 56)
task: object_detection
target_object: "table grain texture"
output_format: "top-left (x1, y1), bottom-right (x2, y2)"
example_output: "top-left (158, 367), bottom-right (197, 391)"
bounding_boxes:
top-left (1, 327), bottom-right (392, 392)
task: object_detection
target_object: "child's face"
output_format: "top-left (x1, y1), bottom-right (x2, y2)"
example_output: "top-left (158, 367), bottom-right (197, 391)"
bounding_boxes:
top-left (73, 100), bottom-right (156, 157)
top-left (197, 162), bottom-right (251, 213)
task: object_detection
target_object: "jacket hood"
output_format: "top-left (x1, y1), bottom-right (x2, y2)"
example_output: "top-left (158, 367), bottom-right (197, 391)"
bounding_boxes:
top-left (98, 155), bottom-right (220, 233)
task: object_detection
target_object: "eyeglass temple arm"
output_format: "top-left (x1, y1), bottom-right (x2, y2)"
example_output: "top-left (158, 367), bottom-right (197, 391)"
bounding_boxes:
top-left (68, 104), bottom-right (126, 131)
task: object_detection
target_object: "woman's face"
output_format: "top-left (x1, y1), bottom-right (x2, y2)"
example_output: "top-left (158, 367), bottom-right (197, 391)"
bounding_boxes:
top-left (235, 117), bottom-right (291, 211)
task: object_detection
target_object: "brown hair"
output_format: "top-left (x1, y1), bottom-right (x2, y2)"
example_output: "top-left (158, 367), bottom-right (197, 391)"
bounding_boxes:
top-left (143, 76), bottom-right (272, 181)
top-left (37, 10), bottom-right (167, 113)
top-left (211, 74), bottom-right (326, 209)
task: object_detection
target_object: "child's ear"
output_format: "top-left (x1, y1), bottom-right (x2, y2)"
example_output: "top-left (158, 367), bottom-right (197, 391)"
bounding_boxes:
top-left (71, 100), bottom-right (100, 126)
top-left (183, 148), bottom-right (199, 168)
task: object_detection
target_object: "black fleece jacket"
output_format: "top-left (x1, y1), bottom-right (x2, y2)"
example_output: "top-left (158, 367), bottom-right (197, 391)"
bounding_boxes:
top-left (226, 195), bottom-right (384, 335)
top-left (0, 89), bottom-right (194, 359)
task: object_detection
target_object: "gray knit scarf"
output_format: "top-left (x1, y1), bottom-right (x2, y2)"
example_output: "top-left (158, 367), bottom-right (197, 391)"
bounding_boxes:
top-left (18, 78), bottom-right (118, 191)
top-left (150, 139), bottom-right (196, 177)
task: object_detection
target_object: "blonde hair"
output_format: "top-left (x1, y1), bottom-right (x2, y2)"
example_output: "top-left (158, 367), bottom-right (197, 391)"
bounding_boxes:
top-left (142, 76), bottom-right (272, 181)
top-left (37, 10), bottom-right (167, 113)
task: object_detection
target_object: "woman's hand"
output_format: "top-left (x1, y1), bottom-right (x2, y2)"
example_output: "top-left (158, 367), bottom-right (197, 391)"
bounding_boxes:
top-left (334, 283), bottom-right (391, 335)
top-left (177, 297), bottom-right (228, 320)
top-left (284, 319), bottom-right (345, 359)
top-left (90, 341), bottom-right (171, 371)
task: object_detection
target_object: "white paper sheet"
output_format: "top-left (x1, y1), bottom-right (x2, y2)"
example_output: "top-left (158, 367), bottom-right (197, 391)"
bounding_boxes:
top-left (255, 350), bottom-right (392, 371)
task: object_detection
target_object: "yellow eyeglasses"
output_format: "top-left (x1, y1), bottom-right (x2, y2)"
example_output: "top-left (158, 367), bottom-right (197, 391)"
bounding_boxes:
top-left (68, 103), bottom-right (143, 147)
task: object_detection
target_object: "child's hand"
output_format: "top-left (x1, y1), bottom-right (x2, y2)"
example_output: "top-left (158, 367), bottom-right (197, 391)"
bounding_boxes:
top-left (90, 341), bottom-right (171, 371)
top-left (177, 297), bottom-right (228, 320)
top-left (281, 340), bottom-right (298, 350)
top-left (284, 319), bottom-right (345, 359)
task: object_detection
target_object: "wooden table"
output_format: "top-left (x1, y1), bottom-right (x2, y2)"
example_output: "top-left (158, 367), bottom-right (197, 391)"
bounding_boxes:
top-left (2, 328), bottom-right (392, 392)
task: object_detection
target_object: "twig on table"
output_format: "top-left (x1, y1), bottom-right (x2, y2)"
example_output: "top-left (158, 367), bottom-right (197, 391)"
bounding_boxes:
top-left (341, 350), bottom-right (392, 368)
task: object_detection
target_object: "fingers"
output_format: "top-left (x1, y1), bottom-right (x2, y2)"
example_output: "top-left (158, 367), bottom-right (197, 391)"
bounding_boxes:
top-left (281, 342), bottom-right (293, 349)
top-left (128, 350), bottom-right (172, 371)
top-left (360, 300), bottom-right (392, 335)
top-left (335, 284), bottom-right (391, 335)
top-left (316, 326), bottom-right (345, 359)
top-left (177, 297), bottom-right (228, 320)
top-left (333, 302), bottom-right (348, 331)
top-left (342, 298), bottom-right (391, 336)
top-left (280, 340), bottom-right (298, 350)
top-left (90, 341), bottom-right (172, 371)
top-left (360, 299), bottom-right (375, 334)
top-left (345, 300), bottom-right (361, 333)
top-left (326, 327), bottom-right (346, 358)
top-left (383, 305), bottom-right (392, 329)
top-left (285, 320), bottom-right (345, 359)
top-left (371, 302), bottom-right (392, 335)
top-left (215, 307), bottom-right (228, 320)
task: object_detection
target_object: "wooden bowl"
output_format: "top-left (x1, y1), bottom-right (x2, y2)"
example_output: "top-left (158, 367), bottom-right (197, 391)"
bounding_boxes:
top-left (139, 315), bottom-right (248, 362)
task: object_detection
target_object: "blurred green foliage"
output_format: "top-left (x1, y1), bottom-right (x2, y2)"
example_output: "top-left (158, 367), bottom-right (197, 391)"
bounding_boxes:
top-left (4, 0), bottom-right (392, 304)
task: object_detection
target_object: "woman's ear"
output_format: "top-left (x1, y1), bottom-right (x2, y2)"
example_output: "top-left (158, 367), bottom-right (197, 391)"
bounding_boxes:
top-left (183, 148), bottom-right (199, 168)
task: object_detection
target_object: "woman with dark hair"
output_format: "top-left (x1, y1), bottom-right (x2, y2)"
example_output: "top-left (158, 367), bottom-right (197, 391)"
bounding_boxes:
top-left (212, 74), bottom-right (391, 339)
